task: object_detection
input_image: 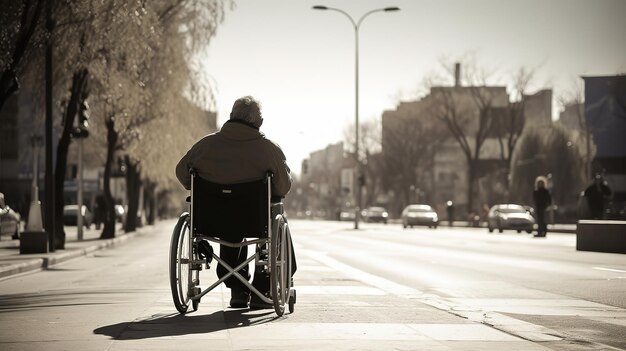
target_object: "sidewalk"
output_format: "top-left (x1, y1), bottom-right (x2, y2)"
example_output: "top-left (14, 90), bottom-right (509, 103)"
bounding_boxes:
top-left (0, 222), bottom-right (141, 280)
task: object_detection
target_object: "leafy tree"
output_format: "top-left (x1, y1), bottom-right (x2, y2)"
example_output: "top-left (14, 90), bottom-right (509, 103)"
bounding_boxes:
top-left (49, 0), bottom-right (160, 242)
top-left (430, 84), bottom-right (506, 214)
top-left (117, 0), bottom-right (227, 233)
top-left (0, 0), bottom-right (45, 111)
top-left (558, 83), bottom-right (595, 179)
top-left (510, 124), bottom-right (586, 207)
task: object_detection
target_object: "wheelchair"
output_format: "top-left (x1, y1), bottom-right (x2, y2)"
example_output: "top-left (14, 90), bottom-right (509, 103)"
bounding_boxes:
top-left (169, 170), bottom-right (296, 316)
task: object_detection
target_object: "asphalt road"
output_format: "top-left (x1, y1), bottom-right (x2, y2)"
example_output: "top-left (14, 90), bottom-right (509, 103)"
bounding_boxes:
top-left (296, 220), bottom-right (626, 349)
top-left (0, 219), bottom-right (624, 350)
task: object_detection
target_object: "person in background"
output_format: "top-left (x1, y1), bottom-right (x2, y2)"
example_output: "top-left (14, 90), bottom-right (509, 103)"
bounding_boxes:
top-left (446, 200), bottom-right (454, 227)
top-left (584, 174), bottom-right (612, 219)
top-left (533, 176), bottom-right (551, 237)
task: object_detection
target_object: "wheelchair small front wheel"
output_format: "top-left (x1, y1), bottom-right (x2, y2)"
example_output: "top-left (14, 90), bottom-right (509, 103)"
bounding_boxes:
top-left (169, 213), bottom-right (193, 314)
top-left (270, 215), bottom-right (291, 316)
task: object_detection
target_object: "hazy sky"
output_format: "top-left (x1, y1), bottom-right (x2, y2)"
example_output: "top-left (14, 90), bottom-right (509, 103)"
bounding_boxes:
top-left (200, 0), bottom-right (626, 174)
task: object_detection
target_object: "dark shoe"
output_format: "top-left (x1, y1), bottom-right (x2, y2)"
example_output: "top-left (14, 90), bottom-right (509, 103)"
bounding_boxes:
top-left (249, 291), bottom-right (273, 310)
top-left (230, 289), bottom-right (250, 308)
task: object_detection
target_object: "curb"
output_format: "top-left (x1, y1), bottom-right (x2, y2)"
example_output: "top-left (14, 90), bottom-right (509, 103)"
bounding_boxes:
top-left (0, 227), bottom-right (144, 280)
top-left (0, 258), bottom-right (45, 279)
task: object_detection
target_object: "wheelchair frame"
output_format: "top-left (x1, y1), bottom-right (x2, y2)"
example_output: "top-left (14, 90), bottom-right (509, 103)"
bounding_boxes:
top-left (169, 171), bottom-right (295, 316)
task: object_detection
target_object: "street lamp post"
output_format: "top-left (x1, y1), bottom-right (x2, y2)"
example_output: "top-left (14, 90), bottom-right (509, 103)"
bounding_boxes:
top-left (313, 5), bottom-right (399, 229)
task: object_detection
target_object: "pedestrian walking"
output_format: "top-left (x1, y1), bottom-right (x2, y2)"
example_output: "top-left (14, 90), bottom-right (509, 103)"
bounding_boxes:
top-left (584, 174), bottom-right (612, 219)
top-left (93, 194), bottom-right (106, 230)
top-left (446, 200), bottom-right (454, 226)
top-left (533, 176), bottom-right (551, 237)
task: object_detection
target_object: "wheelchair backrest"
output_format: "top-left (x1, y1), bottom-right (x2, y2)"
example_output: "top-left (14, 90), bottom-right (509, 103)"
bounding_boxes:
top-left (191, 174), bottom-right (270, 242)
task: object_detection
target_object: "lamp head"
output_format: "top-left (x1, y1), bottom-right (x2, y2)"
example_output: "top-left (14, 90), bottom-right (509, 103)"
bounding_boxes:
top-left (312, 5), bottom-right (328, 10)
top-left (384, 7), bottom-right (400, 12)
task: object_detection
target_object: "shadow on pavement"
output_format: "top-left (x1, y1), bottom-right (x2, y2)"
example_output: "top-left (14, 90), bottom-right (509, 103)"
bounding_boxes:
top-left (0, 288), bottom-right (148, 313)
top-left (93, 309), bottom-right (278, 340)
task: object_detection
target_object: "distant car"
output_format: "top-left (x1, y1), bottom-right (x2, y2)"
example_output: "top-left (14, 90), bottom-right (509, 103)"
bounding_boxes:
top-left (114, 204), bottom-right (126, 223)
top-left (63, 205), bottom-right (93, 228)
top-left (361, 206), bottom-right (389, 224)
top-left (339, 209), bottom-right (356, 221)
top-left (487, 204), bottom-right (535, 233)
top-left (0, 193), bottom-right (21, 239)
top-left (401, 204), bottom-right (439, 229)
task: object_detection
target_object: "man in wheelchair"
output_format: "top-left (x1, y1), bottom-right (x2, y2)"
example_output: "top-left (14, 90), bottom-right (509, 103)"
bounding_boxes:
top-left (175, 96), bottom-right (295, 310)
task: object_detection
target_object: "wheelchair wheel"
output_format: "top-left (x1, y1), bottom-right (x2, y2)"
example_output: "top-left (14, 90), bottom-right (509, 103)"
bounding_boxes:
top-left (270, 215), bottom-right (291, 316)
top-left (169, 213), bottom-right (193, 314)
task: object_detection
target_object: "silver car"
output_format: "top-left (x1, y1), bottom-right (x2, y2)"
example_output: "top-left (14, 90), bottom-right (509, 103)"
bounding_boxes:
top-left (361, 206), bottom-right (389, 224)
top-left (401, 204), bottom-right (439, 229)
top-left (0, 193), bottom-right (21, 239)
top-left (487, 204), bottom-right (535, 233)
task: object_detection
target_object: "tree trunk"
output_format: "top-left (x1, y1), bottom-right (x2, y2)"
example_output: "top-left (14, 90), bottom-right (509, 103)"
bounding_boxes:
top-left (0, 70), bottom-right (20, 111)
top-left (145, 181), bottom-right (156, 225)
top-left (101, 117), bottom-right (118, 239)
top-left (124, 155), bottom-right (141, 232)
top-left (466, 160), bottom-right (477, 215)
top-left (53, 69), bottom-right (89, 249)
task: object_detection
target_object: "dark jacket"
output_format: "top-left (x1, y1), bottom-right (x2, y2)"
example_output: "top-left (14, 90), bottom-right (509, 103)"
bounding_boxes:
top-left (533, 187), bottom-right (551, 210)
top-left (175, 120), bottom-right (292, 197)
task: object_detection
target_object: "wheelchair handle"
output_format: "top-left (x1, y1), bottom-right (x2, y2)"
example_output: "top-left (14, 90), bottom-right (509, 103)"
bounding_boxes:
top-left (188, 167), bottom-right (198, 176)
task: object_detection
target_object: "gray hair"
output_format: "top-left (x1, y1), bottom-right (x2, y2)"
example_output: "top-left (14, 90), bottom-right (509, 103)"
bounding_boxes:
top-left (229, 96), bottom-right (263, 128)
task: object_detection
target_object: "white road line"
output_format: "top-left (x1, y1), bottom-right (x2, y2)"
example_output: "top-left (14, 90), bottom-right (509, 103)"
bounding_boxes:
top-left (593, 266), bottom-right (626, 273)
top-left (303, 250), bottom-right (424, 297)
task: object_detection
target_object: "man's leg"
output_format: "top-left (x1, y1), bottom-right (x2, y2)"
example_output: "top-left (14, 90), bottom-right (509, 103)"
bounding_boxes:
top-left (217, 244), bottom-right (250, 307)
top-left (250, 217), bottom-right (297, 309)
top-left (535, 209), bottom-right (546, 236)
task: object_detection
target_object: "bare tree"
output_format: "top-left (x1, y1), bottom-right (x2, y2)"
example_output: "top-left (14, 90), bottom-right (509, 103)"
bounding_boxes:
top-left (381, 107), bottom-right (448, 215)
top-left (430, 82), bottom-right (505, 214)
top-left (343, 118), bottom-right (384, 208)
top-left (494, 68), bottom-right (534, 195)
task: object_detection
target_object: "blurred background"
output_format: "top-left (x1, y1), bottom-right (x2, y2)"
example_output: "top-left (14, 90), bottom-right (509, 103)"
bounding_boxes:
top-left (1, 0), bottom-right (625, 244)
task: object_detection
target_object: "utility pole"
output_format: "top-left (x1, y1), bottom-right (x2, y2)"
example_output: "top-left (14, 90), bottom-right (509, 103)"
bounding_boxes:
top-left (77, 138), bottom-right (84, 239)
top-left (45, 0), bottom-right (55, 251)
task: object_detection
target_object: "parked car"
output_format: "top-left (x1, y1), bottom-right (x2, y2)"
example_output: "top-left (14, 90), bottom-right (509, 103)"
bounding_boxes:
top-left (0, 193), bottom-right (21, 239)
top-left (487, 204), bottom-right (535, 233)
top-left (401, 204), bottom-right (439, 229)
top-left (361, 206), bottom-right (389, 224)
top-left (63, 205), bottom-right (93, 228)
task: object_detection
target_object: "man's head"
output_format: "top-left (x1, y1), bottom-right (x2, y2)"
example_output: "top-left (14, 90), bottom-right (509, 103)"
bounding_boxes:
top-left (230, 96), bottom-right (263, 128)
